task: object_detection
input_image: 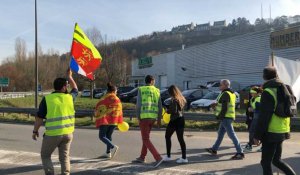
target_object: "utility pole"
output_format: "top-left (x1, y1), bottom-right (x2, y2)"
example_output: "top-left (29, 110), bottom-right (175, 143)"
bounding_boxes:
top-left (35, 0), bottom-right (39, 109)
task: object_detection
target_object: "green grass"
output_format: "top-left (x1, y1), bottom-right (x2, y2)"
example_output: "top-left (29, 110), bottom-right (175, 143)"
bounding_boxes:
top-left (0, 96), bottom-right (136, 110)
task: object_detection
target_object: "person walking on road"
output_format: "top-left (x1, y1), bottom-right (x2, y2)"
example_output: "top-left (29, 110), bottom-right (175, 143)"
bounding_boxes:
top-left (133, 75), bottom-right (164, 168)
top-left (206, 79), bottom-right (245, 160)
top-left (94, 83), bottom-right (123, 159)
top-left (254, 67), bottom-right (296, 175)
top-left (244, 86), bottom-right (262, 152)
top-left (163, 85), bottom-right (188, 164)
top-left (32, 68), bottom-right (78, 175)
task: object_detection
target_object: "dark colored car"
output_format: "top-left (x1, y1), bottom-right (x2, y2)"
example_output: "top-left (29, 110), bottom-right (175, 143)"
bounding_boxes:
top-left (93, 88), bottom-right (106, 98)
top-left (119, 88), bottom-right (138, 103)
top-left (164, 88), bottom-right (211, 110)
top-left (117, 86), bottom-right (135, 97)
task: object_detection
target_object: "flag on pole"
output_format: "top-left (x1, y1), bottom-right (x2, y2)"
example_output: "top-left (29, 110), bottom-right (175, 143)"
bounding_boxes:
top-left (70, 23), bottom-right (102, 80)
top-left (273, 56), bottom-right (300, 102)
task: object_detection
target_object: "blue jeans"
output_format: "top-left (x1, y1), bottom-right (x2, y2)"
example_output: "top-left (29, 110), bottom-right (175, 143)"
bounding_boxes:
top-left (212, 118), bottom-right (243, 153)
top-left (99, 125), bottom-right (116, 153)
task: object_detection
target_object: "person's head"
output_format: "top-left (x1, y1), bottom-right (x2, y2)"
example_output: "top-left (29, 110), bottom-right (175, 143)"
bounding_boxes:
top-left (250, 86), bottom-right (262, 98)
top-left (168, 85), bottom-right (186, 109)
top-left (145, 75), bottom-right (155, 85)
top-left (107, 82), bottom-right (117, 94)
top-left (53, 78), bottom-right (68, 93)
top-left (263, 67), bottom-right (278, 81)
top-left (219, 79), bottom-right (230, 91)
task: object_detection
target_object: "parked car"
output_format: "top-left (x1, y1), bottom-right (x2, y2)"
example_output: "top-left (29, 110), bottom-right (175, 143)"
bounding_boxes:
top-left (117, 86), bottom-right (135, 97)
top-left (94, 90), bottom-right (107, 99)
top-left (191, 91), bottom-right (240, 110)
top-left (119, 88), bottom-right (138, 103)
top-left (81, 90), bottom-right (91, 97)
top-left (93, 88), bottom-right (106, 98)
top-left (164, 88), bottom-right (211, 110)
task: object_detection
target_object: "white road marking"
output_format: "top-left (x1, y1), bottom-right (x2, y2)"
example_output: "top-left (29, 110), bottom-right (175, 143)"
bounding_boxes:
top-left (0, 149), bottom-right (207, 174)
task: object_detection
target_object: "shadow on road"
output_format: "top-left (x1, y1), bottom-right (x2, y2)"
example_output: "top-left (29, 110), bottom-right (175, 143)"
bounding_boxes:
top-left (0, 164), bottom-right (42, 175)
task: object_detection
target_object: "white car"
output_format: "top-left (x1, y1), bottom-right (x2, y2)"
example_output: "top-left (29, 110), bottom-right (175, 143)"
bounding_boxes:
top-left (81, 90), bottom-right (91, 97)
top-left (94, 90), bottom-right (107, 99)
top-left (191, 91), bottom-right (240, 110)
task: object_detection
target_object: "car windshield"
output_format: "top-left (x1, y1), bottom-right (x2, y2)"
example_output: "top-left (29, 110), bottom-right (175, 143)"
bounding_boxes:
top-left (182, 89), bottom-right (197, 97)
top-left (128, 88), bottom-right (138, 93)
top-left (160, 89), bottom-right (168, 94)
top-left (202, 92), bottom-right (219, 100)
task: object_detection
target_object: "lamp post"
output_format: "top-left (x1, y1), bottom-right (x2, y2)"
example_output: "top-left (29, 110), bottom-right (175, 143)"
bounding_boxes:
top-left (35, 0), bottom-right (38, 109)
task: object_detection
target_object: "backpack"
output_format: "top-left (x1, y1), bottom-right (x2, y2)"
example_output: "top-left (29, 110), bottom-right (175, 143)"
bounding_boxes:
top-left (275, 84), bottom-right (297, 118)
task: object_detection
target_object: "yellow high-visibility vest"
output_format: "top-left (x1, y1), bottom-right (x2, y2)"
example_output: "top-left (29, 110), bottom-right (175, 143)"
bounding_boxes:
top-left (139, 86), bottom-right (160, 119)
top-left (250, 96), bottom-right (261, 110)
top-left (264, 88), bottom-right (290, 133)
top-left (215, 91), bottom-right (236, 119)
top-left (45, 93), bottom-right (75, 136)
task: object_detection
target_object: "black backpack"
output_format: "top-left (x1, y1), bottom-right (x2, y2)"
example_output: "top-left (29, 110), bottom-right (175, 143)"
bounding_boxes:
top-left (275, 84), bottom-right (297, 118)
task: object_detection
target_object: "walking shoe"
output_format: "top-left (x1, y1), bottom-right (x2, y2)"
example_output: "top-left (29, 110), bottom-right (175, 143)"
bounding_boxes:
top-left (110, 145), bottom-right (119, 159)
top-left (176, 157), bottom-right (188, 164)
top-left (99, 152), bottom-right (111, 159)
top-left (132, 157), bottom-right (146, 163)
top-left (231, 153), bottom-right (245, 160)
top-left (257, 147), bottom-right (262, 152)
top-left (243, 144), bottom-right (253, 152)
top-left (154, 158), bottom-right (164, 168)
top-left (206, 148), bottom-right (217, 155)
top-left (162, 155), bottom-right (172, 162)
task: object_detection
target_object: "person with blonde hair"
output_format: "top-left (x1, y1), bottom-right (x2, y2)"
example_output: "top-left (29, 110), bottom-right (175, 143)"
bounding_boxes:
top-left (163, 85), bottom-right (188, 163)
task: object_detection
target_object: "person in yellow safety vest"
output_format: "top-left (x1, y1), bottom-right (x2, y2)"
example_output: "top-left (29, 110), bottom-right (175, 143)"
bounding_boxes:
top-left (254, 67), bottom-right (296, 175)
top-left (243, 86), bottom-right (262, 152)
top-left (132, 75), bottom-right (164, 168)
top-left (32, 68), bottom-right (78, 175)
top-left (206, 79), bottom-right (245, 160)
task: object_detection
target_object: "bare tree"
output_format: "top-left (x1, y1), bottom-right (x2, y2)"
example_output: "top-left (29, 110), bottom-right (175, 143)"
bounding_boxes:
top-left (85, 26), bottom-right (103, 47)
top-left (15, 37), bottom-right (27, 61)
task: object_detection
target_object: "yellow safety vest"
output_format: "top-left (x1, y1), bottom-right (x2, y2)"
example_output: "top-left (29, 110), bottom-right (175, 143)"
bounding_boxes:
top-left (45, 93), bottom-right (75, 136)
top-left (139, 86), bottom-right (160, 119)
top-left (215, 91), bottom-right (236, 119)
top-left (264, 88), bottom-right (290, 133)
top-left (250, 96), bottom-right (261, 110)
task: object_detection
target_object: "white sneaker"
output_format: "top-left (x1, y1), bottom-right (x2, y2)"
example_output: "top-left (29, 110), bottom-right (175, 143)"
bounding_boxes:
top-left (162, 155), bottom-right (172, 162)
top-left (111, 145), bottom-right (119, 159)
top-left (99, 153), bottom-right (111, 159)
top-left (176, 157), bottom-right (188, 164)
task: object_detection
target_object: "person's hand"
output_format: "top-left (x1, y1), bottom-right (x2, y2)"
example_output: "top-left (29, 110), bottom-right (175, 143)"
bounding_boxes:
top-left (67, 68), bottom-right (72, 77)
top-left (32, 132), bottom-right (39, 141)
top-left (253, 138), bottom-right (261, 146)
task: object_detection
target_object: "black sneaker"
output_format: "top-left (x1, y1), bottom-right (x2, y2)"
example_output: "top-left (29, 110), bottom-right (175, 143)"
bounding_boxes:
top-left (206, 148), bottom-right (217, 155)
top-left (231, 153), bottom-right (245, 160)
top-left (132, 157), bottom-right (146, 163)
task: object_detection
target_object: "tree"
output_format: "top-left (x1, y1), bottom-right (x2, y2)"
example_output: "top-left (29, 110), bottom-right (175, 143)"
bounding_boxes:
top-left (15, 37), bottom-right (27, 61)
top-left (254, 18), bottom-right (270, 31)
top-left (272, 16), bottom-right (289, 29)
top-left (85, 27), bottom-right (103, 47)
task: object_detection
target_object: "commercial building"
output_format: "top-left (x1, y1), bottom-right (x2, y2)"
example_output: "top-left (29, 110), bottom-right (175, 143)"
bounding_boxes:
top-left (130, 28), bottom-right (300, 90)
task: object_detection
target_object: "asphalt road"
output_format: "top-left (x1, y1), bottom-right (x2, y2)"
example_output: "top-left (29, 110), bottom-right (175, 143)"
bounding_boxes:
top-left (0, 123), bottom-right (299, 175)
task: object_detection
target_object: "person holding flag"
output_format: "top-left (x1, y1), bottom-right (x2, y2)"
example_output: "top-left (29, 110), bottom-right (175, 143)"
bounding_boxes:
top-left (94, 83), bottom-right (123, 159)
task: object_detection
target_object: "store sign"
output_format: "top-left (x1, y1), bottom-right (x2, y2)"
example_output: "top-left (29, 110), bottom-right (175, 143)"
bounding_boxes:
top-left (138, 56), bottom-right (153, 69)
top-left (0, 77), bottom-right (9, 87)
top-left (270, 26), bottom-right (300, 49)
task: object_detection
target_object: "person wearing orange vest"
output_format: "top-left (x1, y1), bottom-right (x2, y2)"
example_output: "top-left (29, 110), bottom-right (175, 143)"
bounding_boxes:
top-left (32, 68), bottom-right (78, 175)
top-left (206, 79), bottom-right (244, 160)
top-left (94, 83), bottom-right (123, 159)
top-left (254, 67), bottom-right (296, 175)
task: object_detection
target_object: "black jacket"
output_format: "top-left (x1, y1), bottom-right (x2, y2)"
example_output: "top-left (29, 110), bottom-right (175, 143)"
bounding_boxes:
top-left (254, 78), bottom-right (290, 142)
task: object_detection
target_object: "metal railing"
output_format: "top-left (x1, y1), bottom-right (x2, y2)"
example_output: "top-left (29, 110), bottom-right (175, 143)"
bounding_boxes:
top-left (0, 107), bottom-right (299, 126)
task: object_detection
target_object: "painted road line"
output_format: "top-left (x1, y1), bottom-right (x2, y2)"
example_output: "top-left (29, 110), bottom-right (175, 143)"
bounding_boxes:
top-left (0, 149), bottom-right (210, 175)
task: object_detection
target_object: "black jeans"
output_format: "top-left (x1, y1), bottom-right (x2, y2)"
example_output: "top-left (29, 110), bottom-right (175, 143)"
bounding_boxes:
top-left (165, 117), bottom-right (186, 159)
top-left (261, 140), bottom-right (296, 175)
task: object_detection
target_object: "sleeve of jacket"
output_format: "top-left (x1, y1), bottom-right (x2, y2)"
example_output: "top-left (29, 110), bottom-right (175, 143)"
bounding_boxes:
top-left (157, 95), bottom-right (163, 120)
top-left (254, 91), bottom-right (275, 140)
top-left (136, 89), bottom-right (142, 120)
top-left (218, 92), bottom-right (229, 119)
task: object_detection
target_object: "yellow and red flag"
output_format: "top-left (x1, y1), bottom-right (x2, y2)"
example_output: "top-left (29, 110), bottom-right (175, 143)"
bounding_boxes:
top-left (70, 23), bottom-right (102, 80)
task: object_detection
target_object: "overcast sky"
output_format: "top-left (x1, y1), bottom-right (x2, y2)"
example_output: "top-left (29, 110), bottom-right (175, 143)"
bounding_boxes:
top-left (0, 0), bottom-right (299, 61)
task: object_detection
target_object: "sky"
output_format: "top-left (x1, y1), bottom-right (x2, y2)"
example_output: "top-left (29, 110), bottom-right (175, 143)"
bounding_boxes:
top-left (0, 0), bottom-right (299, 62)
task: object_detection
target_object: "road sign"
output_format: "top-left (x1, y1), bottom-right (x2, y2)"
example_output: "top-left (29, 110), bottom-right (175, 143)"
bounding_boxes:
top-left (0, 78), bottom-right (9, 87)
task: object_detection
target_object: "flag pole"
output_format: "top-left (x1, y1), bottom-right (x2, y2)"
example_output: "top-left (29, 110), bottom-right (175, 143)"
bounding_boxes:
top-left (34, 0), bottom-right (38, 110)
top-left (271, 51), bottom-right (274, 66)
